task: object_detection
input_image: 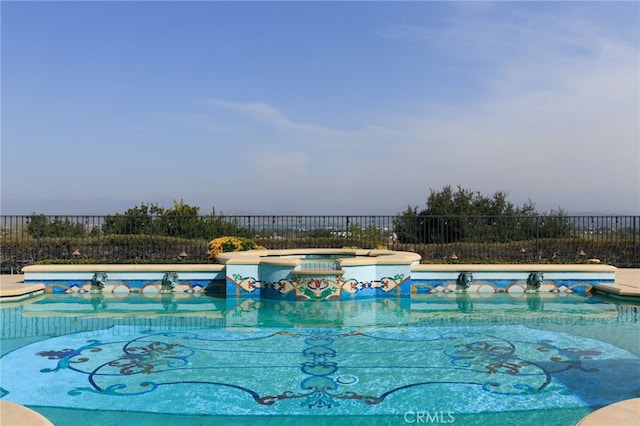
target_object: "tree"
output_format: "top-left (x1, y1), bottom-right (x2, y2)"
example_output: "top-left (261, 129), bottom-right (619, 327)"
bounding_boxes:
top-left (347, 223), bottom-right (387, 247)
top-left (27, 214), bottom-right (86, 238)
top-left (395, 206), bottom-right (422, 244)
top-left (393, 185), bottom-right (571, 244)
top-left (101, 201), bottom-right (250, 239)
top-left (154, 199), bottom-right (200, 237)
top-left (102, 203), bottom-right (164, 235)
top-left (419, 186), bottom-right (519, 243)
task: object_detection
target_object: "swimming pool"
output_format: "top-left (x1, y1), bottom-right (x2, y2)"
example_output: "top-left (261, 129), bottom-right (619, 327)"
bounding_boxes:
top-left (1, 291), bottom-right (638, 425)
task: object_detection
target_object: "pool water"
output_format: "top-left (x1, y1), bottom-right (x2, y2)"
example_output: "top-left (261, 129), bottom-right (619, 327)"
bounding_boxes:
top-left (1, 293), bottom-right (638, 425)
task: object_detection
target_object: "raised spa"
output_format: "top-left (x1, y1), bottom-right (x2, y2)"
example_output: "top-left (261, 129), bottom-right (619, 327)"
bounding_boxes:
top-left (217, 249), bottom-right (420, 300)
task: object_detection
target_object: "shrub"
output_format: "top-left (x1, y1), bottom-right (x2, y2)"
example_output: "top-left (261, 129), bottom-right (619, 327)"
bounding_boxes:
top-left (208, 236), bottom-right (265, 258)
top-left (27, 214), bottom-right (86, 238)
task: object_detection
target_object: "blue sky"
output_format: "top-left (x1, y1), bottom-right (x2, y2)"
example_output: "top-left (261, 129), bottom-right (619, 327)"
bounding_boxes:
top-left (2, 1), bottom-right (639, 215)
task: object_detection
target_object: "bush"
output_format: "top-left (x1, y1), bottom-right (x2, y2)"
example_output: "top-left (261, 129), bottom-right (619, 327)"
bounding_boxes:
top-left (101, 201), bottom-right (251, 239)
top-left (27, 214), bottom-right (86, 238)
top-left (208, 237), bottom-right (265, 258)
top-left (393, 186), bottom-right (573, 244)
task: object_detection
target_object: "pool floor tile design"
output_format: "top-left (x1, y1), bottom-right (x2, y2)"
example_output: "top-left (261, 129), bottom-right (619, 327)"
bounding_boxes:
top-left (2, 325), bottom-right (639, 416)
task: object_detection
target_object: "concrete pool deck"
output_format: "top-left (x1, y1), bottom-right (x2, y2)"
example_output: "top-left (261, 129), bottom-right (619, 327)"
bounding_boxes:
top-left (0, 275), bottom-right (45, 301)
top-left (1, 267), bottom-right (639, 424)
top-left (592, 268), bottom-right (640, 298)
top-left (0, 400), bottom-right (54, 426)
top-left (576, 398), bottom-right (640, 426)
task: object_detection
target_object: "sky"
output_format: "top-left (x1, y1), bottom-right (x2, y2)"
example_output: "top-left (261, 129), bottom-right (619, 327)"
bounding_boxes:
top-left (1, 1), bottom-right (639, 215)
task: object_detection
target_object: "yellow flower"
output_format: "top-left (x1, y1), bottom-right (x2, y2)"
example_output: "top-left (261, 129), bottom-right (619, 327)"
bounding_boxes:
top-left (208, 236), bottom-right (264, 259)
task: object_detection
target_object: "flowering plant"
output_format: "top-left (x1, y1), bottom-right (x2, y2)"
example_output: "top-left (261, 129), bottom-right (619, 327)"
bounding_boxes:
top-left (208, 236), bottom-right (265, 258)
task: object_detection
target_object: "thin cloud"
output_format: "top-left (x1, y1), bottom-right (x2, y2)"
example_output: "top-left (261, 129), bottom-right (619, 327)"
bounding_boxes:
top-left (375, 4), bottom-right (638, 69)
top-left (202, 98), bottom-right (333, 134)
top-left (185, 35), bottom-right (638, 212)
top-left (367, 5), bottom-right (639, 212)
top-left (385, 58), bottom-right (638, 211)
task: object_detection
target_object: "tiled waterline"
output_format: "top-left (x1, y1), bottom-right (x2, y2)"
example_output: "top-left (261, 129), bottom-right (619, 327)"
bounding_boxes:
top-left (21, 252), bottom-right (616, 299)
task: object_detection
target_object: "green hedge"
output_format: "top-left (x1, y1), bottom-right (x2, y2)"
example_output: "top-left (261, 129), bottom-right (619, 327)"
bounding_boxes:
top-left (1, 234), bottom-right (637, 270)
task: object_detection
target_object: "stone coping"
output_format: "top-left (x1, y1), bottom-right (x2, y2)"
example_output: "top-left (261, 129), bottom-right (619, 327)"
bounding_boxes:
top-left (411, 264), bottom-right (617, 273)
top-left (291, 269), bottom-right (346, 275)
top-left (593, 283), bottom-right (640, 297)
top-left (216, 248), bottom-right (422, 266)
top-left (576, 398), bottom-right (639, 425)
top-left (22, 264), bottom-right (225, 273)
top-left (21, 261), bottom-right (616, 273)
top-left (0, 282), bottom-right (45, 301)
top-left (0, 401), bottom-right (54, 426)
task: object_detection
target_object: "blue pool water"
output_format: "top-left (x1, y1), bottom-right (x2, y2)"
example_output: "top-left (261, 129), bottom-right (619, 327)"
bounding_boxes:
top-left (1, 293), bottom-right (638, 425)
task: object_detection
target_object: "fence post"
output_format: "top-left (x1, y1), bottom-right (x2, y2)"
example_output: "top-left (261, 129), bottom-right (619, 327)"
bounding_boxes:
top-left (148, 216), bottom-right (153, 260)
top-left (36, 218), bottom-right (41, 262)
top-left (346, 216), bottom-right (350, 243)
top-left (634, 216), bottom-right (638, 267)
top-left (535, 217), bottom-right (540, 259)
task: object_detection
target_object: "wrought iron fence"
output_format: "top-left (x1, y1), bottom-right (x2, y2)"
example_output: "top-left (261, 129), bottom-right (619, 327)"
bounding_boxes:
top-left (1, 214), bottom-right (638, 272)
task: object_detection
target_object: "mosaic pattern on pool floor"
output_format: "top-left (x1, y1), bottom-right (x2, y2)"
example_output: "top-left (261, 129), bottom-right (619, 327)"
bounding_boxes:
top-left (2, 324), bottom-right (639, 416)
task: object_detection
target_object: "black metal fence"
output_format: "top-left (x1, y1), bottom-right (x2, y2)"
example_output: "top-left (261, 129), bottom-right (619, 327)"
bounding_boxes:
top-left (1, 215), bottom-right (638, 272)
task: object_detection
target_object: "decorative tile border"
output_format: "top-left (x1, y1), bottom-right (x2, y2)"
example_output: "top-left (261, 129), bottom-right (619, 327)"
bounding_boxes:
top-left (32, 279), bottom-right (221, 295)
top-left (22, 262), bottom-right (616, 298)
top-left (226, 273), bottom-right (409, 300)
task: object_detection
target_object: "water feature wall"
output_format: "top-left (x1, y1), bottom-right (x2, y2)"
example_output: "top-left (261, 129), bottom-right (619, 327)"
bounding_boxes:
top-left (410, 264), bottom-right (616, 295)
top-left (21, 252), bottom-right (616, 298)
top-left (218, 249), bottom-right (421, 300)
top-left (22, 264), bottom-right (225, 295)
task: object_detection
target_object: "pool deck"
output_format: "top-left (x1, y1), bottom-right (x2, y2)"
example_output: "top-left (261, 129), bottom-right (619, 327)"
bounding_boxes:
top-left (0, 400), bottom-right (54, 426)
top-left (0, 274), bottom-right (45, 301)
top-left (592, 268), bottom-right (640, 298)
top-left (576, 398), bottom-right (640, 426)
top-left (1, 267), bottom-right (639, 424)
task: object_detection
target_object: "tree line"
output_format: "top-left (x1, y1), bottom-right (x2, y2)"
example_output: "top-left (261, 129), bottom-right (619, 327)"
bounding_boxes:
top-left (24, 187), bottom-right (573, 244)
top-left (27, 200), bottom-right (249, 239)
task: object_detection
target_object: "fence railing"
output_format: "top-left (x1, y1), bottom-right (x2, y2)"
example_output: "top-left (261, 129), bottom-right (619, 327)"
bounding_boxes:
top-left (1, 215), bottom-right (638, 271)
